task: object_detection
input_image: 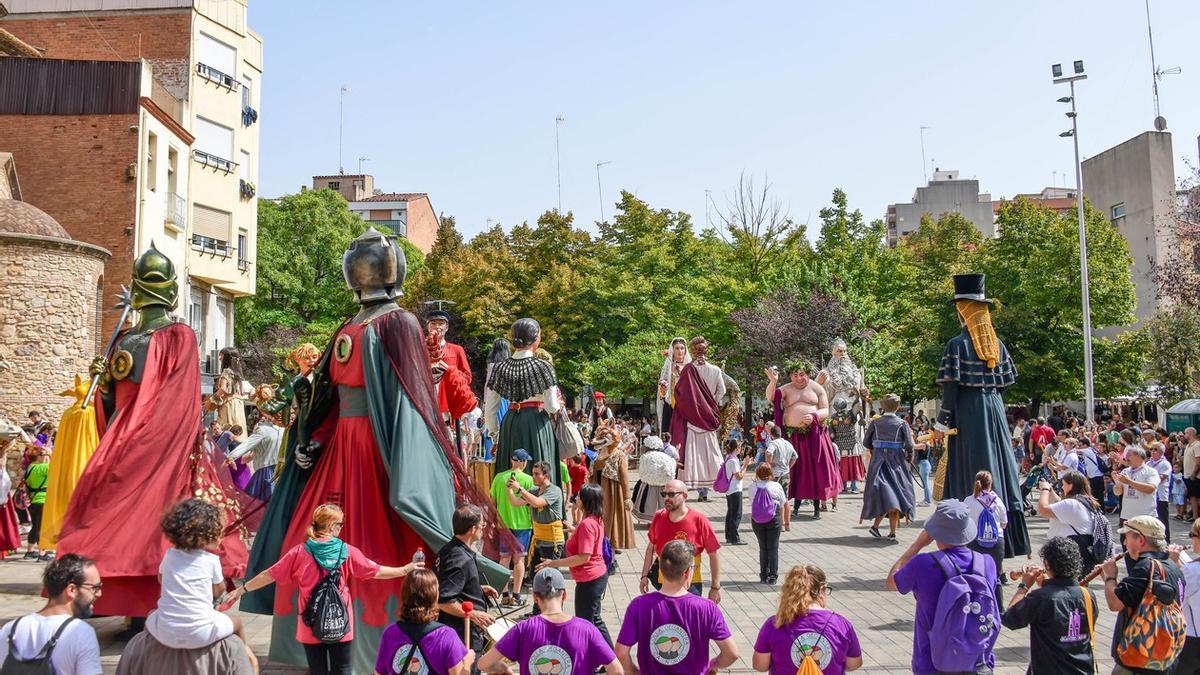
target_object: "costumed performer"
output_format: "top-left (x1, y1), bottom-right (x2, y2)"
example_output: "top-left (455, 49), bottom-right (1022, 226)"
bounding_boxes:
top-left (766, 360), bottom-right (841, 520)
top-left (588, 421), bottom-right (635, 549)
top-left (58, 243), bottom-right (248, 618)
top-left (936, 273), bottom-right (1029, 557)
top-left (719, 371), bottom-right (742, 444)
top-left (656, 337), bottom-right (690, 435)
top-left (588, 391), bottom-right (614, 445)
top-left (860, 394), bottom-right (918, 539)
top-left (425, 304), bottom-right (472, 385)
top-left (481, 338), bottom-right (512, 462)
top-left (484, 318), bottom-right (566, 496)
top-left (211, 347), bottom-right (249, 433)
top-left (816, 338), bottom-right (868, 448)
top-left (668, 336), bottom-right (726, 501)
top-left (37, 374), bottom-right (99, 552)
top-left (240, 228), bottom-right (507, 673)
top-left (829, 394), bottom-right (866, 501)
top-left (225, 386), bottom-right (283, 504)
top-left (0, 457), bottom-right (19, 556)
top-left (631, 435), bottom-right (675, 523)
top-left (428, 326), bottom-right (478, 441)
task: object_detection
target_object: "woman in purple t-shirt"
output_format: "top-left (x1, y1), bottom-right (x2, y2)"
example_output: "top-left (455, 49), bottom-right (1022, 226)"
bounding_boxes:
top-left (374, 568), bottom-right (473, 675)
top-left (752, 564), bottom-right (863, 675)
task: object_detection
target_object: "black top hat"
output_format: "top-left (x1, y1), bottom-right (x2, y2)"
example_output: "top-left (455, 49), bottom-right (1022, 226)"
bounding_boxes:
top-left (950, 273), bottom-right (994, 305)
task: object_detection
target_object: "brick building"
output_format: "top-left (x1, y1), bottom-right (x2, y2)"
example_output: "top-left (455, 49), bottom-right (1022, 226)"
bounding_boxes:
top-left (311, 174), bottom-right (440, 254)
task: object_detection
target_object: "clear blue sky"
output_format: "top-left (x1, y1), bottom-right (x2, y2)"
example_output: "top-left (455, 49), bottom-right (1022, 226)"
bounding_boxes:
top-left (250, 1), bottom-right (1200, 240)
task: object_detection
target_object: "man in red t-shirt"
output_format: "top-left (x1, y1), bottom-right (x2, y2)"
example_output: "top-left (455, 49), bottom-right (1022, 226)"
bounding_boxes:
top-left (638, 479), bottom-right (722, 602)
top-left (1029, 417), bottom-right (1055, 450)
top-left (567, 456), bottom-right (588, 501)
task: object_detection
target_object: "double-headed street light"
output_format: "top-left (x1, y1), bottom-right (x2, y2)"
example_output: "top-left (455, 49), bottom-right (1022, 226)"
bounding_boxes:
top-left (1052, 59), bottom-right (1095, 425)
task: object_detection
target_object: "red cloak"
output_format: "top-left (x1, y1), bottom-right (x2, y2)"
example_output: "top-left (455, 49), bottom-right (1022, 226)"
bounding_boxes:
top-left (667, 362), bottom-right (720, 467)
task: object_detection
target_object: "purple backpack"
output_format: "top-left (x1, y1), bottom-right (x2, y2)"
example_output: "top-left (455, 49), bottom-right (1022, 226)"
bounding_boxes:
top-left (751, 484), bottom-right (778, 523)
top-left (929, 551), bottom-right (999, 672)
top-left (712, 455), bottom-right (735, 493)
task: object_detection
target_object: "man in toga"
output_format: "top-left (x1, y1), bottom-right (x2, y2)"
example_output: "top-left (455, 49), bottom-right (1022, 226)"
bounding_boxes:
top-left (766, 362), bottom-right (842, 519)
top-left (668, 337), bottom-right (726, 502)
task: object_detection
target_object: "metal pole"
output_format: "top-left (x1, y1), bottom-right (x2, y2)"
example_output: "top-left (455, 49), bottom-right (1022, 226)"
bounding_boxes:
top-left (596, 161), bottom-right (611, 222)
top-left (555, 115), bottom-right (564, 213)
top-left (920, 126), bottom-right (930, 183)
top-left (1069, 79), bottom-right (1096, 425)
top-left (338, 85), bottom-right (349, 174)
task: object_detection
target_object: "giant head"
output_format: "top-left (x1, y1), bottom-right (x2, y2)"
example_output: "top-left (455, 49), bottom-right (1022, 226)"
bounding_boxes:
top-left (343, 227), bottom-right (406, 304)
top-left (131, 242), bottom-right (178, 310)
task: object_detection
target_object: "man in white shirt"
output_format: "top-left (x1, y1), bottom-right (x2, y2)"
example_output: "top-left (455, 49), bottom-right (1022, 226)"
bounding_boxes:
top-left (1076, 440), bottom-right (1107, 505)
top-left (1146, 444), bottom-right (1174, 541)
top-left (1114, 446), bottom-right (1161, 545)
top-left (1183, 427), bottom-right (1200, 522)
top-left (0, 553), bottom-right (102, 674)
top-left (763, 426), bottom-right (796, 530)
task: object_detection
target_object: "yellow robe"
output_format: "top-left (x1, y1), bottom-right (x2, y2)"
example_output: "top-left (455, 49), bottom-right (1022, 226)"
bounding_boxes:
top-left (39, 375), bottom-right (99, 550)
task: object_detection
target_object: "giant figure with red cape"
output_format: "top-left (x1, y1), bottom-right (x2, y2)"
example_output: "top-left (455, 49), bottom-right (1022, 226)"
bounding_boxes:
top-left (240, 228), bottom-right (507, 673)
top-left (57, 244), bottom-right (248, 618)
top-left (668, 336), bottom-right (726, 499)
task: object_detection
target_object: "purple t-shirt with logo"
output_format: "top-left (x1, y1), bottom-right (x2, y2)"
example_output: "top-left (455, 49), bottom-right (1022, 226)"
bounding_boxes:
top-left (495, 615), bottom-right (615, 674)
top-left (753, 609), bottom-right (861, 675)
top-left (616, 592), bottom-right (731, 675)
top-left (374, 622), bottom-right (468, 675)
top-left (893, 546), bottom-right (997, 675)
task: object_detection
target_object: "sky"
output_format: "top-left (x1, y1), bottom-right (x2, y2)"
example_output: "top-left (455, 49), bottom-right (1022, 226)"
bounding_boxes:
top-left (249, 1), bottom-right (1200, 240)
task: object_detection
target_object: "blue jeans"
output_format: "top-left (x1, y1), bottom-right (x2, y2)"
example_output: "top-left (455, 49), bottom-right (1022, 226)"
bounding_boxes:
top-left (918, 459), bottom-right (932, 502)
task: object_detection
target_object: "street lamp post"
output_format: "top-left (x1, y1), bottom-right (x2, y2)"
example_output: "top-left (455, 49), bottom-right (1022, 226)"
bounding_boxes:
top-left (555, 115), bottom-right (565, 213)
top-left (1052, 60), bottom-right (1095, 425)
top-left (596, 161), bottom-right (611, 222)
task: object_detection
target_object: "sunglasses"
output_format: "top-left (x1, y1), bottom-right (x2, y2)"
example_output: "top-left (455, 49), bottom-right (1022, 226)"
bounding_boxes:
top-left (660, 491), bottom-right (685, 498)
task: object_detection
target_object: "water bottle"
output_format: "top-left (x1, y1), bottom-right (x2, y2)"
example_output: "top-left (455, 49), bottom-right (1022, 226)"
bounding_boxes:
top-left (412, 547), bottom-right (425, 566)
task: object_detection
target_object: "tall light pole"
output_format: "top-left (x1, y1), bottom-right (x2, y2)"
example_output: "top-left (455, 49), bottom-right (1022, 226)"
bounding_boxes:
top-left (1053, 60), bottom-right (1095, 425)
top-left (555, 115), bottom-right (565, 213)
top-left (919, 126), bottom-right (930, 183)
top-left (595, 160), bottom-right (612, 222)
top-left (704, 189), bottom-right (712, 229)
top-left (338, 85), bottom-right (350, 174)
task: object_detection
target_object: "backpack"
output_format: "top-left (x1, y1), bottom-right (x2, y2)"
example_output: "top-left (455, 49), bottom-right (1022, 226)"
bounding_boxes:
top-left (928, 551), bottom-right (999, 672)
top-left (1070, 496), bottom-right (1114, 566)
top-left (751, 484), bottom-right (778, 524)
top-left (1114, 559), bottom-right (1186, 670)
top-left (1, 616), bottom-right (75, 675)
top-left (392, 621), bottom-right (445, 675)
top-left (974, 493), bottom-right (1001, 550)
top-left (302, 547), bottom-right (351, 643)
top-left (794, 612), bottom-right (835, 675)
top-left (712, 455), bottom-right (734, 493)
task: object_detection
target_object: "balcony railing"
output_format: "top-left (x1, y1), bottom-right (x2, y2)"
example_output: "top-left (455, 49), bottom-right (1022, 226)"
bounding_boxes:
top-left (191, 234), bottom-right (231, 258)
top-left (370, 219), bottom-right (408, 238)
top-left (237, 258), bottom-right (250, 272)
top-left (166, 192), bottom-right (186, 230)
top-left (193, 149), bottom-right (237, 174)
top-left (196, 62), bottom-right (240, 92)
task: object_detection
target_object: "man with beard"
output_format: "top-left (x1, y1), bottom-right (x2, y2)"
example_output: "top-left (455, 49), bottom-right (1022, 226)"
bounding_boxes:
top-left (766, 361), bottom-right (841, 519)
top-left (657, 337), bottom-right (690, 435)
top-left (668, 337), bottom-right (727, 502)
top-left (0, 553), bottom-right (102, 673)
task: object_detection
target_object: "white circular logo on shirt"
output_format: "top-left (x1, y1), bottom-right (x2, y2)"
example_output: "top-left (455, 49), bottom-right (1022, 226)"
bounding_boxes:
top-left (790, 632), bottom-right (834, 670)
top-left (391, 645), bottom-right (428, 674)
top-left (528, 645), bottom-right (573, 674)
top-left (649, 624), bottom-right (690, 665)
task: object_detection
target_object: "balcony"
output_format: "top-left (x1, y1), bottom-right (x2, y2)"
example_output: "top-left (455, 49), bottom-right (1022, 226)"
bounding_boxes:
top-left (369, 219), bottom-right (408, 238)
top-left (166, 192), bottom-right (186, 231)
top-left (193, 149), bottom-right (237, 174)
top-left (191, 234), bottom-right (231, 258)
top-left (196, 62), bottom-right (240, 92)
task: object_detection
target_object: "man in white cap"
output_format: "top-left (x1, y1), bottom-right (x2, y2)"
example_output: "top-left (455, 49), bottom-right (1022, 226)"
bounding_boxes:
top-left (887, 499), bottom-right (999, 674)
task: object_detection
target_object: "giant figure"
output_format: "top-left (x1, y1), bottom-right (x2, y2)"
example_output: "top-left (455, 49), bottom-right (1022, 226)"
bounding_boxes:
top-left (936, 273), bottom-right (1029, 557)
top-left (58, 244), bottom-right (248, 617)
top-left (767, 361), bottom-right (842, 519)
top-left (240, 228), bottom-right (505, 672)
top-left (669, 336), bottom-right (726, 496)
top-left (656, 337), bottom-right (690, 435)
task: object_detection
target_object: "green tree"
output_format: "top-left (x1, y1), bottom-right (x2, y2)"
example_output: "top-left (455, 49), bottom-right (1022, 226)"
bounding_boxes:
top-left (579, 330), bottom-right (678, 401)
top-left (1143, 306), bottom-right (1200, 403)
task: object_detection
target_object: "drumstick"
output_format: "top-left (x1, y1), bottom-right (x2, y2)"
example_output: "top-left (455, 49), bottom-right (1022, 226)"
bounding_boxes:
top-left (461, 601), bottom-right (473, 646)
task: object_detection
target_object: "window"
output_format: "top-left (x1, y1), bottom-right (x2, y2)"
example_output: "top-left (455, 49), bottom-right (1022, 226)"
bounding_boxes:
top-left (241, 74), bottom-right (253, 109)
top-left (1111, 202), bottom-right (1126, 220)
top-left (328, 181), bottom-right (340, 189)
top-left (239, 150), bottom-right (250, 181)
top-left (237, 230), bottom-right (248, 271)
top-left (194, 117), bottom-right (233, 161)
top-left (193, 204), bottom-right (232, 254)
top-left (189, 287), bottom-right (207, 347)
top-left (167, 147), bottom-right (179, 195)
top-left (146, 132), bottom-right (157, 192)
top-left (197, 32), bottom-right (236, 79)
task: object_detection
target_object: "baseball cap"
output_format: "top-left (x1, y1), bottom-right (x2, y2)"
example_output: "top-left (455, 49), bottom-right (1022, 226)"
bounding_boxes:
top-left (1118, 515), bottom-right (1165, 539)
top-left (512, 449), bottom-right (532, 462)
top-left (532, 568), bottom-right (566, 594)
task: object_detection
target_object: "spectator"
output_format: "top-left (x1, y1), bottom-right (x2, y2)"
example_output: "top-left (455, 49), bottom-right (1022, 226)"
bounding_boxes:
top-left (1001, 536), bottom-right (1098, 674)
top-left (720, 438), bottom-right (752, 545)
top-left (1183, 428), bottom-right (1200, 521)
top-left (21, 444), bottom-right (50, 560)
top-left (145, 499), bottom-right (255, 671)
top-left (436, 505), bottom-right (501, 656)
top-left (887, 499), bottom-right (999, 674)
top-left (490, 449), bottom-right (534, 608)
top-left (749, 463), bottom-right (787, 584)
top-left (1147, 443), bottom-right (1173, 541)
top-left (914, 434), bottom-right (933, 506)
top-left (1076, 437), bottom-right (1107, 505)
top-left (617, 540), bottom-right (738, 674)
top-left (225, 411), bottom-right (283, 502)
top-left (219, 504), bottom-right (419, 675)
top-left (964, 470), bottom-right (1008, 590)
top-left (1098, 515), bottom-right (1184, 674)
top-left (536, 484), bottom-right (613, 646)
top-left (1172, 459), bottom-right (1187, 521)
top-left (514, 460), bottom-right (567, 585)
top-left (1037, 472), bottom-right (1104, 574)
top-left (566, 455), bottom-right (588, 502)
top-left (1030, 418), bottom-right (1056, 451)
top-left (0, 553), bottom-right (102, 674)
top-left (638, 479), bottom-right (722, 601)
top-left (1170, 518), bottom-right (1200, 672)
top-left (1115, 447), bottom-right (1160, 535)
top-left (373, 568), bottom-right (473, 675)
top-left (763, 425), bottom-right (796, 501)
top-left (479, 568), bottom-right (621, 674)
top-left (752, 564), bottom-right (862, 674)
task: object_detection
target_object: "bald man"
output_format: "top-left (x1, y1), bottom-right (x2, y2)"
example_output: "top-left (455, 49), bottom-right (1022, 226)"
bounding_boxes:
top-left (639, 478), bottom-right (723, 603)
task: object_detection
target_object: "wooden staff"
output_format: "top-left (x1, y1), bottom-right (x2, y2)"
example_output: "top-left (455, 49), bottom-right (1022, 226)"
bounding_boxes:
top-left (460, 601), bottom-right (473, 646)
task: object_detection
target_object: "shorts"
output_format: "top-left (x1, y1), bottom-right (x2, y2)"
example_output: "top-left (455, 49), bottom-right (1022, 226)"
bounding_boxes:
top-left (500, 528), bottom-right (531, 556)
top-left (1186, 478), bottom-right (1200, 500)
top-left (775, 474), bottom-right (790, 496)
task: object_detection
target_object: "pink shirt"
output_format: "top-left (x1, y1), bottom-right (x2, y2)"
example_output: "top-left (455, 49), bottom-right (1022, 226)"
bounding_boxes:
top-left (564, 515), bottom-right (606, 583)
top-left (268, 539), bottom-right (380, 644)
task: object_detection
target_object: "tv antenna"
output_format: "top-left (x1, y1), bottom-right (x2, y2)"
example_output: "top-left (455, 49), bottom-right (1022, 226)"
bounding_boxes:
top-left (1145, 0), bottom-right (1180, 131)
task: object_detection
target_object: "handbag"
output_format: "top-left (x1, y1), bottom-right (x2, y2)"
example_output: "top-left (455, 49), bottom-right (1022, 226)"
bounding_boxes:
top-left (553, 408), bottom-right (584, 460)
top-left (1114, 559), bottom-right (1185, 670)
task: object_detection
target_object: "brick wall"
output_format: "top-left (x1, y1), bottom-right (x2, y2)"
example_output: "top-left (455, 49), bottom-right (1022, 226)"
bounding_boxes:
top-left (0, 114), bottom-right (139, 337)
top-left (3, 12), bottom-right (192, 100)
top-left (406, 196), bottom-right (439, 254)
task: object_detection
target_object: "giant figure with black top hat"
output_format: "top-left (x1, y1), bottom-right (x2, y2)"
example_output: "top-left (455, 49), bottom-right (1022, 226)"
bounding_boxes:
top-left (936, 273), bottom-right (1029, 557)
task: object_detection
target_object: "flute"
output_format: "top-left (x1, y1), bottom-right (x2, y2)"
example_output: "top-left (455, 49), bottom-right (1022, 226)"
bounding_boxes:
top-left (1079, 553), bottom-right (1125, 586)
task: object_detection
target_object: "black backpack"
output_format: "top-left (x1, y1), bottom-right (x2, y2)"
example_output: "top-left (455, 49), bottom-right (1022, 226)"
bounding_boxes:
top-left (392, 621), bottom-right (446, 674)
top-left (301, 547), bottom-right (350, 643)
top-left (1, 616), bottom-right (75, 675)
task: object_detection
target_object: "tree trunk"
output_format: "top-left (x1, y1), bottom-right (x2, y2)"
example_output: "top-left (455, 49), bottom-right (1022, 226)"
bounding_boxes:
top-left (1029, 397), bottom-right (1042, 419)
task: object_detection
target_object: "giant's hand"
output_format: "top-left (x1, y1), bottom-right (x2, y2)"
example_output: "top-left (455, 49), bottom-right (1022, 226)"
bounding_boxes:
top-left (295, 440), bottom-right (322, 469)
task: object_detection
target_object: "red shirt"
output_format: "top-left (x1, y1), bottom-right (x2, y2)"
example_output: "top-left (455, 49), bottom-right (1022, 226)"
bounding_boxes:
top-left (1030, 425), bottom-right (1056, 447)
top-left (564, 514), bottom-right (607, 583)
top-left (568, 462), bottom-right (588, 495)
top-left (648, 507), bottom-right (720, 584)
top-left (268, 540), bottom-right (380, 644)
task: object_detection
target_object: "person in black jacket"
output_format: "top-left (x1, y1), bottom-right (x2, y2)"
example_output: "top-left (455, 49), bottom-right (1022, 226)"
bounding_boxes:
top-left (1002, 536), bottom-right (1098, 674)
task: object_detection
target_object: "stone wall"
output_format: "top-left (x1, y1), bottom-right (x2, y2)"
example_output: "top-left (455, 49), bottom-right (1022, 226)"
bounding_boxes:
top-left (0, 235), bottom-right (108, 422)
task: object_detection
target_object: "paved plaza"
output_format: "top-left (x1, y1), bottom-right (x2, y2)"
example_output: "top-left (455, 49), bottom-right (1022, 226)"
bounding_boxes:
top-left (0, 477), bottom-right (1117, 674)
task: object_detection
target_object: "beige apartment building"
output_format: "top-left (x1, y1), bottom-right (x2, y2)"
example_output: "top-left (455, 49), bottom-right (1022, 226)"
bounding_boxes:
top-left (312, 174), bottom-right (439, 253)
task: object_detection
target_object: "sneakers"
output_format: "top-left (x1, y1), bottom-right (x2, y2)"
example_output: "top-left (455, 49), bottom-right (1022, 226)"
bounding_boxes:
top-left (22, 551), bottom-right (38, 561)
top-left (887, 532), bottom-right (896, 540)
top-left (39, 552), bottom-right (54, 562)
top-left (868, 526), bottom-right (881, 538)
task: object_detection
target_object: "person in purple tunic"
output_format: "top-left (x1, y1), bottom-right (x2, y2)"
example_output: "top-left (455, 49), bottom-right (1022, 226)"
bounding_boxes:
top-left (373, 568), bottom-right (473, 675)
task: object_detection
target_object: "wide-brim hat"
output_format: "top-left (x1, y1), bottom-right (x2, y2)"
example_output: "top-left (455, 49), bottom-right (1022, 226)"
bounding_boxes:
top-left (924, 499), bottom-right (976, 546)
top-left (949, 273), bottom-right (994, 305)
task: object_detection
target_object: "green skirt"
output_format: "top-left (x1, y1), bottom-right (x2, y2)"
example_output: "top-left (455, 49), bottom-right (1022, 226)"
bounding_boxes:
top-left (496, 409), bottom-right (563, 493)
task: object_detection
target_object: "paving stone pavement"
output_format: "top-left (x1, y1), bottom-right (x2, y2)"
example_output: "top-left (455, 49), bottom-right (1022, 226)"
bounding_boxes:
top-left (0, 478), bottom-right (1122, 673)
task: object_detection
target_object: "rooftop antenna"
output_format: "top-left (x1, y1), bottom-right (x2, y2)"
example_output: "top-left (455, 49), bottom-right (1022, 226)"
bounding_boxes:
top-left (358, 157), bottom-right (369, 174)
top-left (919, 126), bottom-right (930, 183)
top-left (339, 85), bottom-right (351, 174)
top-left (1145, 0), bottom-right (1180, 131)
